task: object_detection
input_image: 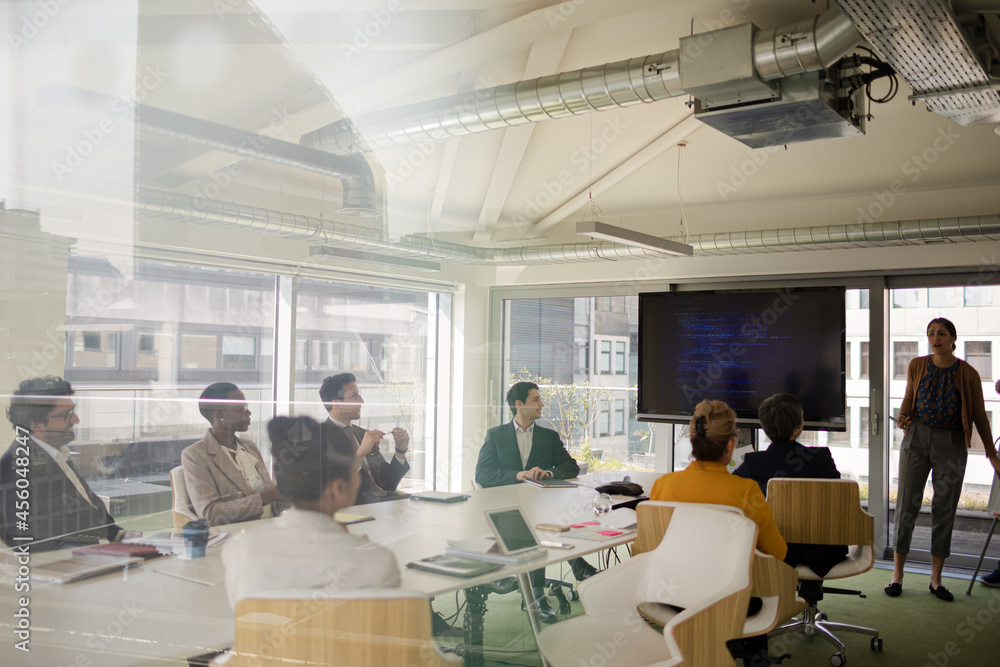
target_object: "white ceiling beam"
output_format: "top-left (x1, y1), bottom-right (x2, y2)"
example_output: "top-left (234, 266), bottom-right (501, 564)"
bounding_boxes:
top-left (429, 68), bottom-right (481, 225)
top-left (525, 115), bottom-right (705, 239)
top-left (473, 30), bottom-right (572, 242)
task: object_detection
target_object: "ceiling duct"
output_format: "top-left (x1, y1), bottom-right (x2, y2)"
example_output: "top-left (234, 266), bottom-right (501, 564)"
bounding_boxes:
top-left (37, 85), bottom-right (380, 217)
top-left (833, 0), bottom-right (1000, 125)
top-left (300, 9), bottom-right (861, 154)
top-left (131, 187), bottom-right (998, 263)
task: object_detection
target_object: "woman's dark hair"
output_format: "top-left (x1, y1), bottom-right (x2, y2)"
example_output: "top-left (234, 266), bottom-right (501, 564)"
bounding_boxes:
top-left (689, 400), bottom-right (736, 462)
top-left (6, 376), bottom-right (74, 431)
top-left (506, 381), bottom-right (539, 416)
top-left (757, 393), bottom-right (803, 443)
top-left (269, 416), bottom-right (356, 503)
top-left (198, 382), bottom-right (240, 424)
top-left (927, 317), bottom-right (957, 351)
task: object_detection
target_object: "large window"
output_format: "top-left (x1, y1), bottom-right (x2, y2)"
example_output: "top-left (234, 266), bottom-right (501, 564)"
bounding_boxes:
top-left (893, 341), bottom-right (918, 379)
top-left (503, 296), bottom-right (644, 471)
top-left (966, 341), bottom-right (992, 380)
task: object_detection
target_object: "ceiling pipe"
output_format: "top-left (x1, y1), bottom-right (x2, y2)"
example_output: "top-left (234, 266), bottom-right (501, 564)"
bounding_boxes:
top-left (133, 187), bottom-right (999, 264)
top-left (301, 9), bottom-right (860, 155)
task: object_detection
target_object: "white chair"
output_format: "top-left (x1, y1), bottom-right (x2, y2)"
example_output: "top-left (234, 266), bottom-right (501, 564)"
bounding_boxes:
top-left (217, 590), bottom-right (461, 667)
top-left (632, 501), bottom-right (806, 643)
top-left (170, 465), bottom-right (198, 530)
top-left (536, 502), bottom-right (758, 667)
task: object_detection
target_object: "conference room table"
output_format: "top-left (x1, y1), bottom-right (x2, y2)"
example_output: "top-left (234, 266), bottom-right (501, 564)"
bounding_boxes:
top-left (0, 470), bottom-right (661, 667)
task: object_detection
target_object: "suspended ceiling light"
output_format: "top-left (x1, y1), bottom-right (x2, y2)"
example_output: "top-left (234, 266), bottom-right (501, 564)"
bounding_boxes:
top-left (575, 221), bottom-right (694, 256)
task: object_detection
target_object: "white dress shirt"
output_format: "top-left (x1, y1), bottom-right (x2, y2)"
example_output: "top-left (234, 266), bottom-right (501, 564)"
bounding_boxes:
top-left (31, 435), bottom-right (95, 507)
top-left (513, 420), bottom-right (534, 469)
top-left (221, 507), bottom-right (400, 609)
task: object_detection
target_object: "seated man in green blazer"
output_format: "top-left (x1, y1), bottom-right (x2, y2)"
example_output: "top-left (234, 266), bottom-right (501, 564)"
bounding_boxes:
top-left (475, 381), bottom-right (597, 624)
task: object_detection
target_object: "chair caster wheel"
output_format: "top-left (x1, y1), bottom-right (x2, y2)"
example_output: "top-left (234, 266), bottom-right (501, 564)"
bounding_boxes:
top-left (815, 611), bottom-right (827, 622)
top-left (830, 653), bottom-right (846, 667)
top-left (871, 637), bottom-right (883, 651)
top-left (569, 590), bottom-right (579, 601)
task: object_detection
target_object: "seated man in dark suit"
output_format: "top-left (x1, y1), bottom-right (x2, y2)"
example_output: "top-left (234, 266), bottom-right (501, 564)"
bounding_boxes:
top-left (319, 373), bottom-right (410, 504)
top-left (475, 381), bottom-right (597, 624)
top-left (1, 376), bottom-right (123, 551)
top-left (733, 392), bottom-right (847, 576)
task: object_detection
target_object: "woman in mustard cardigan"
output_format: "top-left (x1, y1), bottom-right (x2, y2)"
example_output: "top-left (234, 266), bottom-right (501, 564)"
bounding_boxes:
top-left (887, 317), bottom-right (1000, 602)
top-left (650, 399), bottom-right (787, 560)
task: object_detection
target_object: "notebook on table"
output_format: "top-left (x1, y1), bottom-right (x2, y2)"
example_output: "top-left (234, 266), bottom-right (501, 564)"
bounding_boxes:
top-left (409, 491), bottom-right (471, 503)
top-left (407, 554), bottom-right (504, 578)
top-left (524, 478), bottom-right (577, 488)
top-left (30, 557), bottom-right (143, 584)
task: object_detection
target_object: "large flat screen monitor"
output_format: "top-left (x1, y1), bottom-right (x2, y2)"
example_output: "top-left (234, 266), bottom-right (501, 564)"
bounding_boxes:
top-left (638, 287), bottom-right (846, 430)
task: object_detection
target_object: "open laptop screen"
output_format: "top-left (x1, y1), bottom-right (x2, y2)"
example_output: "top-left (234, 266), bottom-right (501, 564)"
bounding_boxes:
top-left (485, 507), bottom-right (541, 555)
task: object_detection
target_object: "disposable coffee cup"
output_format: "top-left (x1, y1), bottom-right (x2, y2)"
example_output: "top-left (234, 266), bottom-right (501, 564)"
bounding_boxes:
top-left (182, 519), bottom-right (210, 559)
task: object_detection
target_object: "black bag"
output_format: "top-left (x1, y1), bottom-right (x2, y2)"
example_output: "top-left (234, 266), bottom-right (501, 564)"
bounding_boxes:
top-left (595, 481), bottom-right (644, 497)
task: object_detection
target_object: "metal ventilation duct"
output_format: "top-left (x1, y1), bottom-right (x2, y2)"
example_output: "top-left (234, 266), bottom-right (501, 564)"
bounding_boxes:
top-left (833, 0), bottom-right (1000, 125)
top-left (301, 9), bottom-right (860, 154)
top-left (132, 188), bottom-right (999, 264)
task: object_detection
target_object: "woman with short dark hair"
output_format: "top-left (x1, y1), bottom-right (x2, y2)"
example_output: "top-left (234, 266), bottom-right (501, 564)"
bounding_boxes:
top-left (887, 318), bottom-right (999, 601)
top-left (181, 382), bottom-right (283, 525)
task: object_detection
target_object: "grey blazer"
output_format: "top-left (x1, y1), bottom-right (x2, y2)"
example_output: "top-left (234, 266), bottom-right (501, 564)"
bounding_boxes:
top-left (181, 430), bottom-right (284, 526)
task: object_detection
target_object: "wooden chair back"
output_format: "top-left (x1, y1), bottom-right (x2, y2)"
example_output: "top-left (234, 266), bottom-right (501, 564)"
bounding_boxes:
top-left (169, 466), bottom-right (198, 530)
top-left (767, 478), bottom-right (874, 546)
top-left (226, 594), bottom-right (461, 667)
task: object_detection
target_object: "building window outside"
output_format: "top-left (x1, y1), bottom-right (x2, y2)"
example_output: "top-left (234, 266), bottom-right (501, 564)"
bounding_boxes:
top-left (222, 335), bottom-right (256, 370)
top-left (893, 289), bottom-right (921, 308)
top-left (859, 291), bottom-right (869, 309)
top-left (859, 407), bottom-right (870, 448)
top-left (846, 342), bottom-right (852, 380)
top-left (72, 331), bottom-right (118, 368)
top-left (828, 407), bottom-right (851, 446)
top-left (860, 341), bottom-right (870, 379)
top-left (928, 287), bottom-right (961, 308)
top-left (137, 332), bottom-right (174, 369)
top-left (966, 341), bottom-right (992, 380)
top-left (894, 341), bottom-right (917, 380)
top-left (596, 407), bottom-right (611, 437)
top-left (597, 340), bottom-right (612, 374)
top-left (615, 341), bottom-right (627, 374)
top-left (181, 334), bottom-right (218, 369)
top-left (613, 398), bottom-right (625, 435)
top-left (965, 286), bottom-right (993, 307)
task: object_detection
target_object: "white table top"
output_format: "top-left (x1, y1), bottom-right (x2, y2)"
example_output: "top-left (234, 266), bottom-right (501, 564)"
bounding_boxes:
top-left (0, 471), bottom-right (661, 666)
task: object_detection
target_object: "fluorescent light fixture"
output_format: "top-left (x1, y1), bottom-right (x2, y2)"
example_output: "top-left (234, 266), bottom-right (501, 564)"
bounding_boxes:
top-left (310, 246), bottom-right (441, 272)
top-left (576, 221), bottom-right (694, 256)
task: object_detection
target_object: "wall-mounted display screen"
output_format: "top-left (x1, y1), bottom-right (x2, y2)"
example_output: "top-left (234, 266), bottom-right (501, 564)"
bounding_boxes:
top-left (638, 287), bottom-right (846, 430)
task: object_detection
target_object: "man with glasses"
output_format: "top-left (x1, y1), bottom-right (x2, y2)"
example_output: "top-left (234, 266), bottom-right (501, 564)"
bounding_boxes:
top-left (1, 376), bottom-right (123, 550)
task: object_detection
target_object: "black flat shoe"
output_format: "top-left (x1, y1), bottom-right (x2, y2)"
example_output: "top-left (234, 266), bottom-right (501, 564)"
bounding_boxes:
top-left (929, 584), bottom-right (954, 602)
top-left (884, 582), bottom-right (902, 597)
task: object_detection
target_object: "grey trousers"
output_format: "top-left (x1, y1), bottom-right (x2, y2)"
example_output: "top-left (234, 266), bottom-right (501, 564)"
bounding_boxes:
top-left (893, 420), bottom-right (967, 559)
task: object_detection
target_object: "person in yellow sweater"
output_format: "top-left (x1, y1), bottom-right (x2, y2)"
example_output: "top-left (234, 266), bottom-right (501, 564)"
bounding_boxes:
top-left (650, 399), bottom-right (788, 560)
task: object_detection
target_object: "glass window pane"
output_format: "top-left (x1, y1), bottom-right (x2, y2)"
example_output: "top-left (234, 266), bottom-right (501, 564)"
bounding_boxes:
top-left (966, 341), bottom-right (991, 380)
top-left (894, 341), bottom-right (918, 380)
top-left (137, 332), bottom-right (175, 370)
top-left (928, 287), bottom-right (961, 308)
top-left (599, 340), bottom-right (612, 373)
top-left (860, 342), bottom-right (870, 379)
top-left (615, 341), bottom-right (626, 374)
top-left (965, 286), bottom-right (993, 307)
top-left (222, 335), bottom-right (256, 370)
top-left (72, 331), bottom-right (118, 368)
top-left (892, 289), bottom-right (921, 308)
top-left (181, 334), bottom-right (218, 370)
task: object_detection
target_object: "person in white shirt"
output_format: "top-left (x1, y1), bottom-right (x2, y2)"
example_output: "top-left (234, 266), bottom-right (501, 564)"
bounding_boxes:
top-left (222, 415), bottom-right (400, 608)
top-left (1, 376), bottom-right (123, 550)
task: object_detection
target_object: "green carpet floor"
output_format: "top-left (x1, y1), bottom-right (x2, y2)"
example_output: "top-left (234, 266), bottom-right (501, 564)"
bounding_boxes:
top-left (432, 564), bottom-right (1000, 666)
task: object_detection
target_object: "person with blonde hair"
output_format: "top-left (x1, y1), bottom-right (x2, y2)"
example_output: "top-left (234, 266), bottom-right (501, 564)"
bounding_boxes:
top-left (650, 399), bottom-right (787, 559)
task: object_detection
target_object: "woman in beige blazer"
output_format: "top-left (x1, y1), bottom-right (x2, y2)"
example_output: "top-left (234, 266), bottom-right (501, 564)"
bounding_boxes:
top-left (181, 382), bottom-right (285, 525)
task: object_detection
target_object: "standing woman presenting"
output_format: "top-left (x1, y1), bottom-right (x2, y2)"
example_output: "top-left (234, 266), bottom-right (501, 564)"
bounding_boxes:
top-left (886, 318), bottom-right (1000, 601)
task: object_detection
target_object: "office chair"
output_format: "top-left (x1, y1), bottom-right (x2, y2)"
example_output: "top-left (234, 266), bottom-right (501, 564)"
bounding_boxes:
top-left (537, 502), bottom-right (757, 667)
top-left (219, 591), bottom-right (462, 667)
top-left (169, 466), bottom-right (198, 530)
top-left (766, 478), bottom-right (882, 667)
top-left (632, 501), bottom-right (806, 657)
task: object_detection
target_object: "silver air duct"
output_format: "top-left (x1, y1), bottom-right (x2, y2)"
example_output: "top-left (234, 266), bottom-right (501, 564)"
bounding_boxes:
top-left (133, 188), bottom-right (998, 264)
top-left (301, 10), bottom-right (860, 154)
